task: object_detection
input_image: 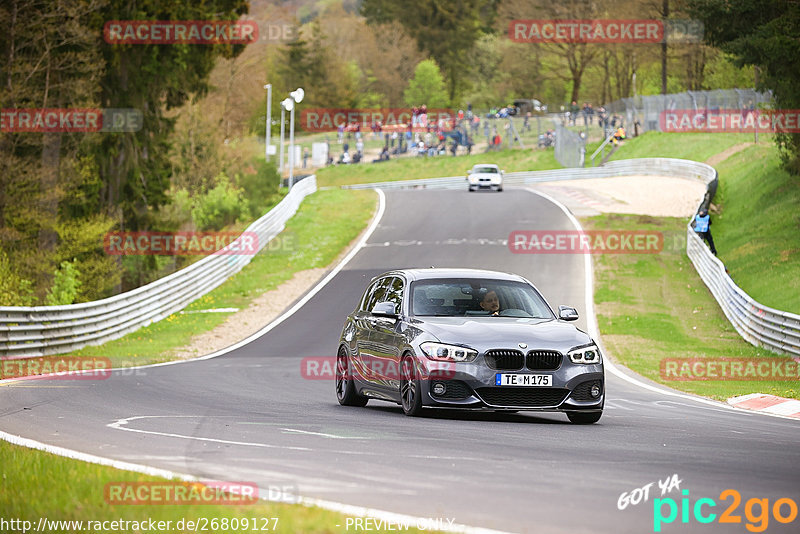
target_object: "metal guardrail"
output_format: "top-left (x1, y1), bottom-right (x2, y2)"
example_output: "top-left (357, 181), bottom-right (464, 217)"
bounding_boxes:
top-left (0, 177), bottom-right (318, 358)
top-left (343, 158), bottom-right (718, 190)
top-left (687, 228), bottom-right (800, 356)
top-left (345, 158), bottom-right (800, 356)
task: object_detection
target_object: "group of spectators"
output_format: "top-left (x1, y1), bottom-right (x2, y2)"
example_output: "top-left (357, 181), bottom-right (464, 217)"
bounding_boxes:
top-left (565, 100), bottom-right (630, 142)
top-left (332, 104), bottom-right (484, 164)
top-left (567, 101), bottom-right (597, 126)
top-left (329, 98), bottom-right (636, 165)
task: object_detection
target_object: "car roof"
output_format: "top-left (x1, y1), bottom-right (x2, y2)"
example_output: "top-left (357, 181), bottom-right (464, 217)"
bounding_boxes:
top-left (472, 163), bottom-right (499, 169)
top-left (377, 268), bottom-right (527, 283)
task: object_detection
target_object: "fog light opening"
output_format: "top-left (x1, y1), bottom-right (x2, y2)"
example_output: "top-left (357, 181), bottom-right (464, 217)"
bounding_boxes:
top-left (432, 382), bottom-right (446, 396)
top-left (590, 383), bottom-right (601, 398)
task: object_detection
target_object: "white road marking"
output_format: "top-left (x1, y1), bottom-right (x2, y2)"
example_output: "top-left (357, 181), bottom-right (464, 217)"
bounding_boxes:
top-left (0, 428), bottom-right (510, 534)
top-left (281, 428), bottom-right (366, 439)
top-left (180, 308), bottom-right (240, 314)
top-left (108, 416), bottom-right (313, 451)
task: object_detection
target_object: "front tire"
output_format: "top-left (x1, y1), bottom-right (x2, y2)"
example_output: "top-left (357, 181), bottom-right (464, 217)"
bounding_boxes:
top-left (567, 411), bottom-right (602, 424)
top-left (400, 354), bottom-right (423, 416)
top-left (336, 347), bottom-right (368, 407)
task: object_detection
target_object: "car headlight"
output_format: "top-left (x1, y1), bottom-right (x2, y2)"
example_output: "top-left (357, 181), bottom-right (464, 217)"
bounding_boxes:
top-left (420, 342), bottom-right (478, 362)
top-left (568, 344), bottom-right (602, 364)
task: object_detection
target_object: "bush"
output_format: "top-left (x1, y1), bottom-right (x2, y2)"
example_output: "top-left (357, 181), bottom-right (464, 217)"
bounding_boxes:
top-left (0, 250), bottom-right (35, 306)
top-left (191, 174), bottom-right (244, 231)
top-left (236, 160), bottom-right (282, 219)
top-left (44, 259), bottom-right (81, 306)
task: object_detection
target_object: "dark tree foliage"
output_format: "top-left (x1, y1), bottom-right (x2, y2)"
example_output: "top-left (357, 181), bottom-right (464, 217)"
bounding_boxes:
top-left (689, 0), bottom-right (800, 175)
top-left (0, 0), bottom-right (250, 300)
top-left (96, 0), bottom-right (250, 231)
top-left (361, 0), bottom-right (499, 103)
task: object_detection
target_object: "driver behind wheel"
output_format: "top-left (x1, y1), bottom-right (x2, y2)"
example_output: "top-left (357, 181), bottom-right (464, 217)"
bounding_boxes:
top-left (479, 290), bottom-right (500, 315)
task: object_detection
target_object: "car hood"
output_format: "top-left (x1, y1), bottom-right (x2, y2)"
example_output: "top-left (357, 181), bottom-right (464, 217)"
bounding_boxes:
top-left (415, 316), bottom-right (592, 353)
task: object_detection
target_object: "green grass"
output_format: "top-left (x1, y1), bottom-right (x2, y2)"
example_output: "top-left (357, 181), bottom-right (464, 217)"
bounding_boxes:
top-left (40, 188), bottom-right (376, 369)
top-left (315, 147), bottom-right (560, 188)
top-left (587, 214), bottom-right (799, 401)
top-left (0, 439), bottom-right (432, 534)
top-left (711, 144), bottom-right (800, 312)
top-left (603, 131), bottom-right (760, 162)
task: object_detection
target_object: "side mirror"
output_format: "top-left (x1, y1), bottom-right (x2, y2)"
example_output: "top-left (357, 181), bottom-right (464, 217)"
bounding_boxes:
top-left (372, 301), bottom-right (398, 318)
top-left (558, 305), bottom-right (579, 321)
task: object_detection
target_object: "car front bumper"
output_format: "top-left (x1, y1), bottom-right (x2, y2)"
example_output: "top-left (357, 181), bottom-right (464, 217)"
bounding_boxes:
top-left (417, 359), bottom-right (604, 412)
top-left (469, 176), bottom-right (502, 188)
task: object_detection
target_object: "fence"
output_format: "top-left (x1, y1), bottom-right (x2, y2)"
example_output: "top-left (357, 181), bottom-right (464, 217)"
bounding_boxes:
top-left (0, 177), bottom-right (318, 358)
top-left (345, 159), bottom-right (800, 356)
top-left (604, 88), bottom-right (773, 134)
top-left (554, 122), bottom-right (585, 168)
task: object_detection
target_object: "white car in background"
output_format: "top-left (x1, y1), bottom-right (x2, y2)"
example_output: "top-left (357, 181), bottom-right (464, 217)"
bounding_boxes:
top-left (467, 164), bottom-right (504, 192)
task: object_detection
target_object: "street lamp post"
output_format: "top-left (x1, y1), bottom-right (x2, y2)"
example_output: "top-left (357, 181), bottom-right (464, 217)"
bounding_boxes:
top-left (263, 84), bottom-right (272, 162)
top-left (279, 101), bottom-right (287, 174)
top-left (288, 88), bottom-right (304, 189)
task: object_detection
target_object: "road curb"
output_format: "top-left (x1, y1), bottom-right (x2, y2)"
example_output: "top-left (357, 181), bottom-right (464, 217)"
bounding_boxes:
top-left (728, 393), bottom-right (800, 418)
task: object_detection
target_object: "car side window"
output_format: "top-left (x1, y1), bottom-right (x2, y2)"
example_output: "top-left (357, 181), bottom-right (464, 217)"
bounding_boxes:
top-left (383, 277), bottom-right (404, 313)
top-left (360, 279), bottom-right (382, 312)
top-left (362, 277), bottom-right (391, 312)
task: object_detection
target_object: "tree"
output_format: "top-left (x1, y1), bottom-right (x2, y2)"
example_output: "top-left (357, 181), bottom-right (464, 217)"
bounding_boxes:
top-left (689, 0), bottom-right (800, 175)
top-left (362, 0), bottom-right (499, 102)
top-left (96, 0), bottom-right (251, 233)
top-left (404, 60), bottom-right (449, 108)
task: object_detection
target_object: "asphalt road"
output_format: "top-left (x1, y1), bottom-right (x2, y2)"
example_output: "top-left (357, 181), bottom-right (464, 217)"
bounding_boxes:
top-left (2, 188), bottom-right (799, 533)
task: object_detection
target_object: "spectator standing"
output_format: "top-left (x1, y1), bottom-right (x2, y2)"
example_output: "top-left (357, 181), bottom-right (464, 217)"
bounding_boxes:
top-left (569, 101), bottom-right (579, 125)
top-left (692, 208), bottom-right (717, 255)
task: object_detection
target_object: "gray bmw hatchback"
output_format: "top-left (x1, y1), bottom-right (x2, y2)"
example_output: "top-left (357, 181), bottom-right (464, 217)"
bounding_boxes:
top-left (336, 268), bottom-right (604, 423)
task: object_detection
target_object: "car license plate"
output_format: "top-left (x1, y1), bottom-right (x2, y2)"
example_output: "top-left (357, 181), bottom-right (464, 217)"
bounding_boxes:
top-left (495, 373), bottom-right (551, 386)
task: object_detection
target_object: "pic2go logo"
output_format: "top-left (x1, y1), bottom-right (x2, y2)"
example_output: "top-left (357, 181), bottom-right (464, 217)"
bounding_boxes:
top-left (653, 489), bottom-right (798, 532)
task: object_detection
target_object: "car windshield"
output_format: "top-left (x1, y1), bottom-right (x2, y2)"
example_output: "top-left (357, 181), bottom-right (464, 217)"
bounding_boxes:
top-left (474, 166), bottom-right (499, 174)
top-left (410, 278), bottom-right (554, 318)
